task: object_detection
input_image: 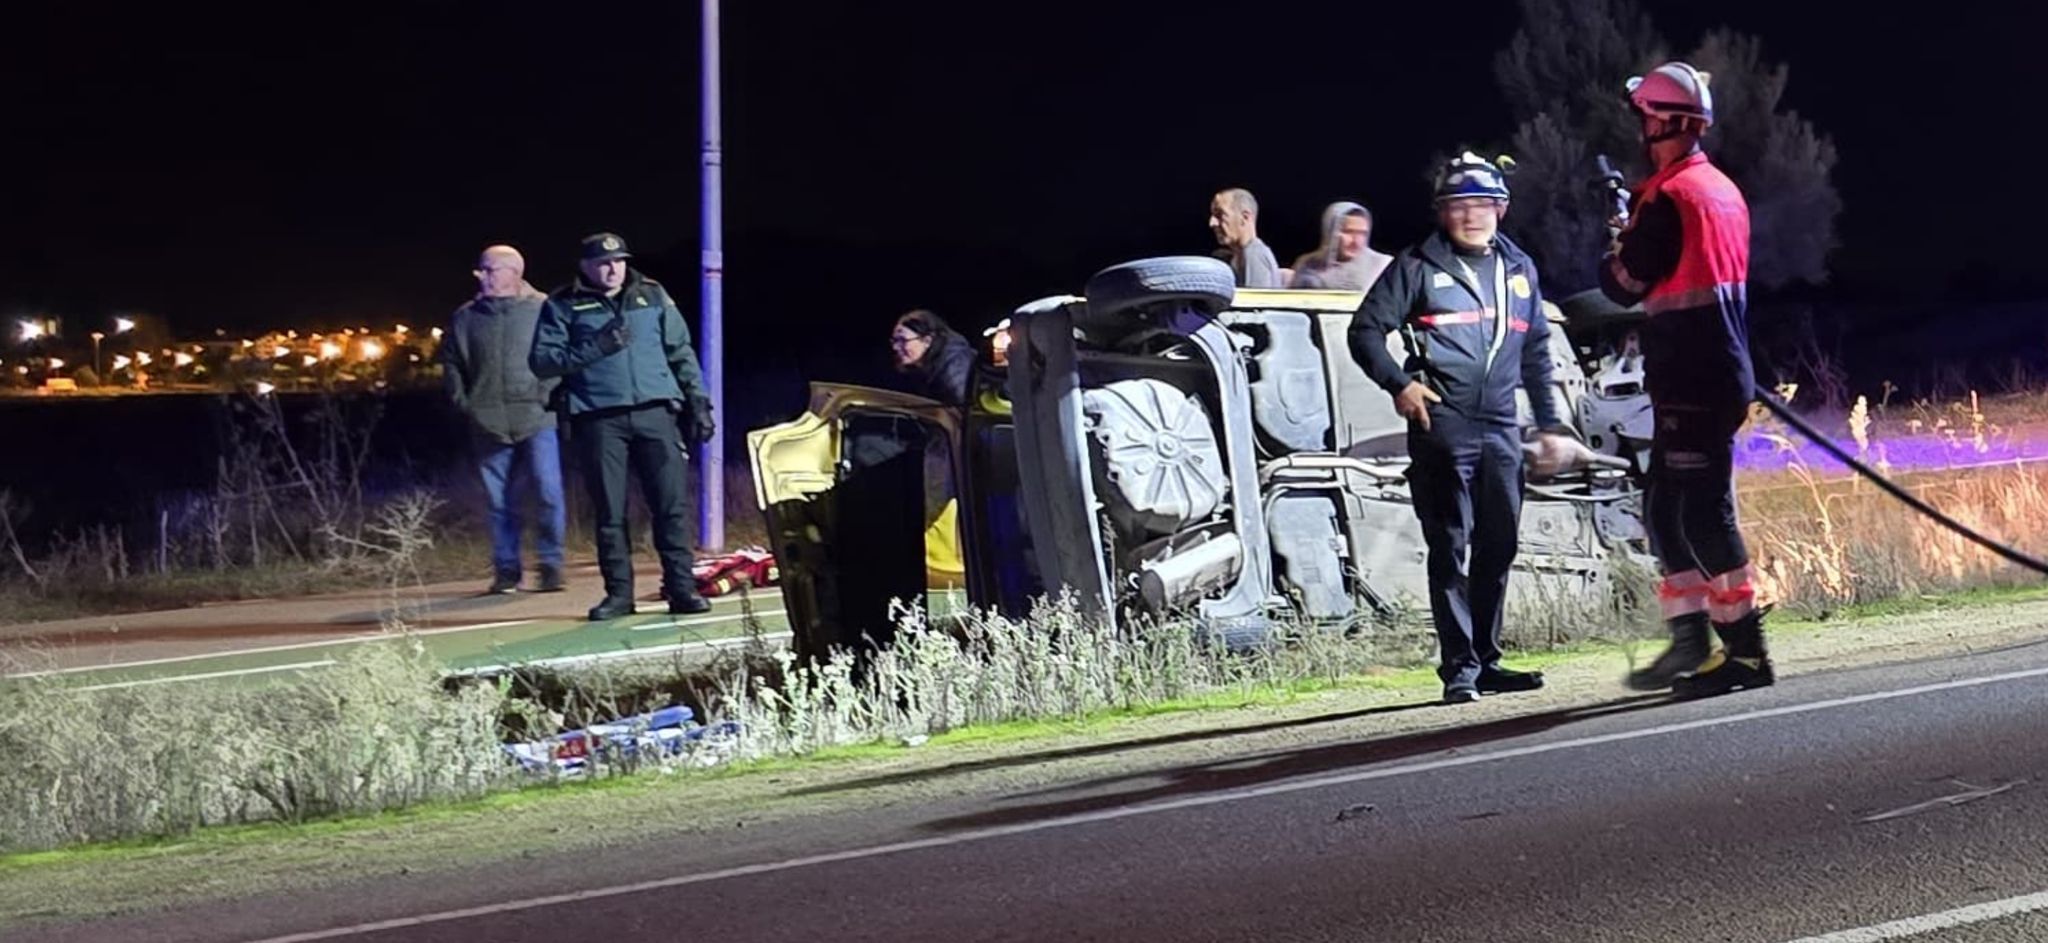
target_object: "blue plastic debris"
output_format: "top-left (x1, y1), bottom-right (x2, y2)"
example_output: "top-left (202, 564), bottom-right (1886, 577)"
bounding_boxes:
top-left (504, 705), bottom-right (741, 776)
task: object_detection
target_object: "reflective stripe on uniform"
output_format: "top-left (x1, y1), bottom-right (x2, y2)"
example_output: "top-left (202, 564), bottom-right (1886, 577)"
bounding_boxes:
top-left (1417, 310), bottom-right (1488, 327)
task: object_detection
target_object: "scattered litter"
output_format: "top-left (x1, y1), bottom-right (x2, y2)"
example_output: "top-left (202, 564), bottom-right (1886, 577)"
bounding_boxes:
top-left (696, 547), bottom-right (778, 597)
top-left (1459, 810), bottom-right (1504, 822)
top-left (504, 705), bottom-right (742, 778)
top-left (1335, 803), bottom-right (1376, 822)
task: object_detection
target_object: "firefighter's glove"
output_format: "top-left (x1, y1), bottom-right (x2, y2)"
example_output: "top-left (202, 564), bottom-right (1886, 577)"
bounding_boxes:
top-left (1394, 381), bottom-right (1442, 432)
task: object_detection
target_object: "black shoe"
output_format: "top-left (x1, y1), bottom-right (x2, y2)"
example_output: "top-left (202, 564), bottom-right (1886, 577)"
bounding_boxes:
top-left (1478, 665), bottom-right (1545, 694)
top-left (1442, 683), bottom-right (1481, 704)
top-left (1626, 612), bottom-right (1715, 691)
top-left (487, 570), bottom-right (521, 595)
top-left (667, 590), bottom-right (712, 615)
top-left (1671, 653), bottom-right (1775, 699)
top-left (587, 595), bottom-right (636, 621)
top-left (536, 565), bottom-right (567, 593)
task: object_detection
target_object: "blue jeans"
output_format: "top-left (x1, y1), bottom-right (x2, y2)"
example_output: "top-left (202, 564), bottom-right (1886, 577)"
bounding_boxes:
top-left (478, 427), bottom-right (567, 574)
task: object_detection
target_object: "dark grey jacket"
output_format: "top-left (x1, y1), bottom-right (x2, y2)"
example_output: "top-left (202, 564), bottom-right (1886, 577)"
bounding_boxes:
top-left (440, 282), bottom-right (559, 444)
top-left (528, 269), bottom-right (712, 421)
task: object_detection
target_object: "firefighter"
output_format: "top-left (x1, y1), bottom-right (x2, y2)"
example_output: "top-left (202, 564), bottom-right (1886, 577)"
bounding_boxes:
top-left (1349, 151), bottom-right (1575, 704)
top-left (1598, 61), bottom-right (1773, 698)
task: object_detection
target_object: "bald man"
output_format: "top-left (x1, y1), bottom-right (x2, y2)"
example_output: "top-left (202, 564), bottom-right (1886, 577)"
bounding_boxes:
top-left (440, 244), bottom-right (567, 595)
top-left (1208, 188), bottom-right (1282, 288)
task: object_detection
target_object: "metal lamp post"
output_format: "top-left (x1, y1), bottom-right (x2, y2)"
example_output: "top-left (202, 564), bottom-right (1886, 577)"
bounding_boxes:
top-left (699, 0), bottom-right (726, 552)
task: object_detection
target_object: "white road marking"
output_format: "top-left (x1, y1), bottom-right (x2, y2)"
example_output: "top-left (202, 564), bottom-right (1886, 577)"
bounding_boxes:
top-left (4, 621), bottom-right (534, 679)
top-left (1777, 889), bottom-right (2048, 942)
top-left (77, 660), bottom-right (337, 692)
top-left (237, 662), bottom-right (2048, 943)
top-left (629, 609), bottom-right (784, 631)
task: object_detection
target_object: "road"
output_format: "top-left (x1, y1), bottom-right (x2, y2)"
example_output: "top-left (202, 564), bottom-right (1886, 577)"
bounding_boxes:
top-left (31, 628), bottom-right (2048, 942)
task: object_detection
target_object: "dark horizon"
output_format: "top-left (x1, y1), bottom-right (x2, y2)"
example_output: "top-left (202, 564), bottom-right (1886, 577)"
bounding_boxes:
top-left (10, 0), bottom-right (2048, 416)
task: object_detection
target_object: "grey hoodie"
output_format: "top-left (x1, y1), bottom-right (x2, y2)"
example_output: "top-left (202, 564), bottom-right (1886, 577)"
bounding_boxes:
top-left (440, 280), bottom-right (559, 444)
top-left (1289, 201), bottom-right (1393, 292)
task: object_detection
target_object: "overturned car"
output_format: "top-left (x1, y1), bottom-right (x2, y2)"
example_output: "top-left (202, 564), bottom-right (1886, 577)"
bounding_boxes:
top-left (749, 256), bottom-right (1655, 663)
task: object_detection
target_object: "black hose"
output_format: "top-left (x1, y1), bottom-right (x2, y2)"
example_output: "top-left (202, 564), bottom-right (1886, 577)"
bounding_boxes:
top-left (1754, 391), bottom-right (2048, 576)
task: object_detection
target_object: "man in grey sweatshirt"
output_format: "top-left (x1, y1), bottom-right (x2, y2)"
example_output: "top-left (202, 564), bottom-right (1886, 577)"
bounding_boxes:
top-left (439, 244), bottom-right (567, 595)
top-left (1290, 201), bottom-right (1395, 291)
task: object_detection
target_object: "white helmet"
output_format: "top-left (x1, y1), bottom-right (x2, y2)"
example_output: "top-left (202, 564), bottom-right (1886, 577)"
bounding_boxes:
top-left (1626, 60), bottom-right (1714, 127)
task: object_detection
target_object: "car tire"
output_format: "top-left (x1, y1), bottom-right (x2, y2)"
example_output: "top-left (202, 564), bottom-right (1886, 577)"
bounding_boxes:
top-left (1084, 256), bottom-right (1238, 320)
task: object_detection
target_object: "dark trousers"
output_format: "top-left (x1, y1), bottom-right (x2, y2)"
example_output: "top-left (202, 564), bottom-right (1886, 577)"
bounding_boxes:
top-left (1407, 410), bottom-right (1523, 687)
top-left (571, 403), bottom-right (695, 600)
top-left (1645, 402), bottom-right (1751, 583)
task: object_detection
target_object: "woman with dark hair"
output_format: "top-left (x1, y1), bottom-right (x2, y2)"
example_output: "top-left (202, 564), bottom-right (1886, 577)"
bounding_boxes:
top-left (890, 309), bottom-right (977, 406)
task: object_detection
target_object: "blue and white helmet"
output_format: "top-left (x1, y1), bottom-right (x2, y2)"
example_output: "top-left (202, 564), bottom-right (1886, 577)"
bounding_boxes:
top-left (1433, 151), bottom-right (1513, 204)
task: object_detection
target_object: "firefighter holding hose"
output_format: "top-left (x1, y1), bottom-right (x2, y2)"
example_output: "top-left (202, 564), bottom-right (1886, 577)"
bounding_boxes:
top-left (1598, 61), bottom-right (1773, 698)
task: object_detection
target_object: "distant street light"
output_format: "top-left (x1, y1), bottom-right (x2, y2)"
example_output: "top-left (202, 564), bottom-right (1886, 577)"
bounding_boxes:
top-left (91, 331), bottom-right (107, 378)
top-left (359, 339), bottom-right (385, 361)
top-left (113, 355), bottom-right (132, 371)
top-left (255, 381), bottom-right (276, 396)
top-left (319, 341), bottom-right (343, 361)
top-left (17, 320), bottom-right (44, 343)
top-left (113, 317), bottom-right (136, 335)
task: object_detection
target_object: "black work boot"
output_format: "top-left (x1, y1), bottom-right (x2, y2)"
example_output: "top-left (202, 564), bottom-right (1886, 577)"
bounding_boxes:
top-left (587, 594), bottom-right (636, 621)
top-left (1626, 612), bottom-right (1715, 692)
top-left (487, 568), bottom-right (521, 595)
top-left (1673, 607), bottom-right (1775, 699)
top-left (667, 586), bottom-right (713, 616)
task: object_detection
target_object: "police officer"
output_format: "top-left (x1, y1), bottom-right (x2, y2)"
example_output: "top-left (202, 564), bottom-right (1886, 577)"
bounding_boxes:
top-left (1349, 152), bottom-right (1575, 704)
top-left (529, 232), bottom-right (716, 621)
top-left (1599, 62), bottom-right (1772, 699)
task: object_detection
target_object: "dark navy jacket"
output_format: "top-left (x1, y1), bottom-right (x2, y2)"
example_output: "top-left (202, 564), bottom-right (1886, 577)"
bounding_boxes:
top-left (1347, 230), bottom-right (1563, 429)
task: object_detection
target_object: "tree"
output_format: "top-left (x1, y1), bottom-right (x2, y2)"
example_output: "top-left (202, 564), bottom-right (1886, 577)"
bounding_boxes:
top-left (1490, 0), bottom-right (1840, 297)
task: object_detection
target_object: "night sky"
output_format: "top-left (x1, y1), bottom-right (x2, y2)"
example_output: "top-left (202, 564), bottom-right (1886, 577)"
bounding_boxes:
top-left (7, 1), bottom-right (2045, 421)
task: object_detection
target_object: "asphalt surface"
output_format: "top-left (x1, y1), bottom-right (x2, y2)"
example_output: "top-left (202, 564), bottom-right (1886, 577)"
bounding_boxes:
top-left (32, 631), bottom-right (2048, 943)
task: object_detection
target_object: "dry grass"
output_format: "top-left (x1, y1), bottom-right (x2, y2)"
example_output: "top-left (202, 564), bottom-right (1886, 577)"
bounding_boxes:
top-left (1737, 385), bottom-right (2048, 616)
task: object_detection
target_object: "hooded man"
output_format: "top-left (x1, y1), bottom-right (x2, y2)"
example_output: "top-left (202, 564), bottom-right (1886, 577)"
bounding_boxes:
top-left (440, 244), bottom-right (566, 595)
top-left (1290, 201), bottom-right (1395, 291)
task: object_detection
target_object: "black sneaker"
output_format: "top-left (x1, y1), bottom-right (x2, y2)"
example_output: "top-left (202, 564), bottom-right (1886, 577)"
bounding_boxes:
top-left (1478, 665), bottom-right (1545, 694)
top-left (667, 590), bottom-right (713, 616)
top-left (536, 565), bottom-right (567, 593)
top-left (1442, 683), bottom-right (1481, 704)
top-left (487, 571), bottom-right (521, 595)
top-left (587, 595), bottom-right (636, 621)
